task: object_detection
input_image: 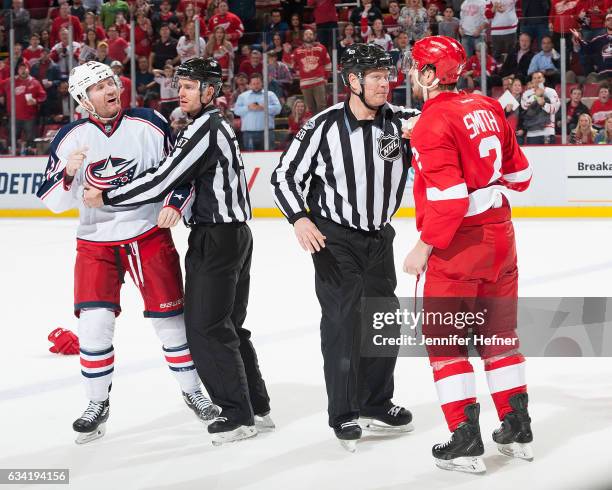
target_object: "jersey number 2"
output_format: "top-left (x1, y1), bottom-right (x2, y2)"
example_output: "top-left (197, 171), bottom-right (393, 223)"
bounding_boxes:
top-left (479, 135), bottom-right (502, 184)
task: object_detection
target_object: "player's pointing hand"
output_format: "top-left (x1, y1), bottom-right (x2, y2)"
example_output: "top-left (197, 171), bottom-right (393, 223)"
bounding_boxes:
top-left (83, 185), bottom-right (104, 208)
top-left (66, 146), bottom-right (89, 177)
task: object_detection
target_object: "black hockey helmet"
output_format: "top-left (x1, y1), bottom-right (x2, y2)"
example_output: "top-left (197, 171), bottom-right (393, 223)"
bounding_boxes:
top-left (340, 43), bottom-right (396, 86)
top-left (174, 57), bottom-right (223, 97)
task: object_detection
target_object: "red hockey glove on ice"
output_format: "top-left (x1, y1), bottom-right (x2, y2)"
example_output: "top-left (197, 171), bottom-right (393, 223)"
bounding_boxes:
top-left (48, 328), bottom-right (80, 355)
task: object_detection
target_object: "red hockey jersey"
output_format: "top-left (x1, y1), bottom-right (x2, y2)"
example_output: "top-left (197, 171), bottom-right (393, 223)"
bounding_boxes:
top-left (411, 91), bottom-right (532, 250)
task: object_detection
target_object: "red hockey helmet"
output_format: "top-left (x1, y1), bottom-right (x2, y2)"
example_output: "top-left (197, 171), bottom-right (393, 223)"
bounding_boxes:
top-left (410, 36), bottom-right (467, 85)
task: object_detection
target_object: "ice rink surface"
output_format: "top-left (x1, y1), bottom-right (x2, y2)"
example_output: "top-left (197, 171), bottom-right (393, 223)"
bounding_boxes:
top-left (2, 218), bottom-right (612, 490)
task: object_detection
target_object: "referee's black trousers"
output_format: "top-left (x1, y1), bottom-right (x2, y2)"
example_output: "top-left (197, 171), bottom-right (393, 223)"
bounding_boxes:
top-left (312, 216), bottom-right (399, 428)
top-left (184, 222), bottom-right (270, 426)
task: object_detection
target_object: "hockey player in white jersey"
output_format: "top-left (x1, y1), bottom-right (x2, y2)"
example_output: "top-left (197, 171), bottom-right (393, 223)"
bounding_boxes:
top-left (36, 61), bottom-right (218, 444)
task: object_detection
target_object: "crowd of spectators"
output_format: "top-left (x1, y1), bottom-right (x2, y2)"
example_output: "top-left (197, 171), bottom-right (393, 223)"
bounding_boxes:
top-left (0, 0), bottom-right (611, 154)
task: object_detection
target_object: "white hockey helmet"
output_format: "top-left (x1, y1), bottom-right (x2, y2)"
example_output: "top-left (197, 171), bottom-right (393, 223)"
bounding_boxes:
top-left (68, 61), bottom-right (120, 118)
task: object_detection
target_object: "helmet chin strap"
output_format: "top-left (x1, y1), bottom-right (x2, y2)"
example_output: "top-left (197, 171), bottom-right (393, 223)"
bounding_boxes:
top-left (413, 71), bottom-right (439, 102)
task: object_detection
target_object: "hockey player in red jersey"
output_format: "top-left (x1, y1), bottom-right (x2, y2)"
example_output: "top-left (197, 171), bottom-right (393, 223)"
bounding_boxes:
top-left (37, 62), bottom-right (218, 444)
top-left (402, 36), bottom-right (534, 473)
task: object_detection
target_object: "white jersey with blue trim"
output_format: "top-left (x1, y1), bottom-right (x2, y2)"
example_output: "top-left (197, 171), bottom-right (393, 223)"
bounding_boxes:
top-left (37, 108), bottom-right (194, 244)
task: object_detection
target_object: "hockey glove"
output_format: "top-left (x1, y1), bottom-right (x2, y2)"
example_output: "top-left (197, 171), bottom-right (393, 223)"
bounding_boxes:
top-left (312, 247), bottom-right (343, 288)
top-left (48, 327), bottom-right (80, 355)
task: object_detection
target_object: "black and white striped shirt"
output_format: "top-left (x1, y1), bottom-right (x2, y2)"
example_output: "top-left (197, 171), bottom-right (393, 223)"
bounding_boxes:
top-left (271, 101), bottom-right (419, 231)
top-left (103, 105), bottom-right (252, 223)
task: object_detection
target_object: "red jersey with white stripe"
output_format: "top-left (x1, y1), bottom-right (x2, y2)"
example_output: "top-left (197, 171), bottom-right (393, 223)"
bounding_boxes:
top-left (37, 108), bottom-right (194, 244)
top-left (411, 91), bottom-right (531, 250)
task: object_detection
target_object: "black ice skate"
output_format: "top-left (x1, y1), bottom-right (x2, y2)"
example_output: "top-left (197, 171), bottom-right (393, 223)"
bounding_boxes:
top-left (182, 390), bottom-right (219, 423)
top-left (73, 399), bottom-right (109, 445)
top-left (432, 403), bottom-right (486, 474)
top-left (254, 410), bottom-right (275, 432)
top-left (492, 393), bottom-right (534, 461)
top-left (334, 420), bottom-right (362, 453)
top-left (208, 417), bottom-right (257, 446)
top-left (359, 404), bottom-right (414, 433)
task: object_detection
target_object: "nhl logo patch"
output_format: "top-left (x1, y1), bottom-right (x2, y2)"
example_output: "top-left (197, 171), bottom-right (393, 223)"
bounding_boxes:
top-left (377, 133), bottom-right (400, 162)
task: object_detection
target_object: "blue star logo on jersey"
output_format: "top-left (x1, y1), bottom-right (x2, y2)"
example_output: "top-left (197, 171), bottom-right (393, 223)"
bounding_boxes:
top-left (85, 156), bottom-right (138, 189)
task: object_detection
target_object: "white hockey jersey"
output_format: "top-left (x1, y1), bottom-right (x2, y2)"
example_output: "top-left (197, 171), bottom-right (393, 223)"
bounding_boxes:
top-left (37, 108), bottom-right (194, 244)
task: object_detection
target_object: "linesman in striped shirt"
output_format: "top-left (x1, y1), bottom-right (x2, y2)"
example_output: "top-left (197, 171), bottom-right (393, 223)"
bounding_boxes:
top-left (84, 58), bottom-right (272, 446)
top-left (271, 43), bottom-right (420, 451)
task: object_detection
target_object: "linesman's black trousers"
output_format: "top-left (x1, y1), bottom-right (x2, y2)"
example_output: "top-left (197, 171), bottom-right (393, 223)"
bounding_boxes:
top-left (184, 222), bottom-right (270, 426)
top-left (312, 216), bottom-right (399, 428)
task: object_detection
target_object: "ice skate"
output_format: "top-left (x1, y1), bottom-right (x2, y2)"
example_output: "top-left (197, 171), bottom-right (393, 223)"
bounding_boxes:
top-left (359, 404), bottom-right (414, 433)
top-left (182, 390), bottom-right (219, 423)
top-left (334, 420), bottom-right (362, 453)
top-left (432, 403), bottom-right (486, 474)
top-left (493, 393), bottom-right (534, 461)
top-left (254, 411), bottom-right (275, 432)
top-left (73, 399), bottom-right (109, 445)
top-left (208, 417), bottom-right (257, 446)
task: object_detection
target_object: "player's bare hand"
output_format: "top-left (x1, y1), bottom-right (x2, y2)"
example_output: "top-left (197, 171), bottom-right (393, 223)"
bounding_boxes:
top-left (83, 185), bottom-right (104, 208)
top-left (158, 206), bottom-right (181, 228)
top-left (402, 115), bottom-right (420, 139)
top-left (403, 239), bottom-right (433, 275)
top-left (294, 217), bottom-right (326, 253)
top-left (66, 146), bottom-right (89, 177)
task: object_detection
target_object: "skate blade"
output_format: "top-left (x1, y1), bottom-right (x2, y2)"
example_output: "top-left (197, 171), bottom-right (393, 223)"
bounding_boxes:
top-left (339, 439), bottom-right (357, 453)
top-left (359, 418), bottom-right (414, 433)
top-left (254, 415), bottom-right (275, 432)
top-left (435, 456), bottom-right (486, 474)
top-left (497, 442), bottom-right (534, 461)
top-left (75, 423), bottom-right (106, 445)
top-left (211, 426), bottom-right (257, 446)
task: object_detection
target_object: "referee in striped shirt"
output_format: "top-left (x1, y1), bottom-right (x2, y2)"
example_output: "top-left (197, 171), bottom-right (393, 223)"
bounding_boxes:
top-left (84, 58), bottom-right (271, 446)
top-left (271, 44), bottom-right (420, 449)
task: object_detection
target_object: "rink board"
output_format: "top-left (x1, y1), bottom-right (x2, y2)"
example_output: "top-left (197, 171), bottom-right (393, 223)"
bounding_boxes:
top-left (0, 146), bottom-right (611, 217)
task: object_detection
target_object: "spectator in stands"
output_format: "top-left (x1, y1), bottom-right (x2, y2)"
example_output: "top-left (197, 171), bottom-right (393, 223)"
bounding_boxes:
top-left (152, 0), bottom-right (179, 33)
top-left (499, 32), bottom-right (534, 82)
top-left (571, 13), bottom-right (612, 83)
top-left (338, 22), bottom-right (358, 56)
top-left (282, 0), bottom-right (306, 25)
top-left (502, 77), bottom-right (523, 123)
top-left (239, 49), bottom-right (264, 78)
top-left (150, 24), bottom-right (179, 70)
top-left (233, 72), bottom-right (282, 150)
top-left (79, 28), bottom-right (100, 63)
top-left (208, 1), bottom-right (245, 50)
top-left (286, 14), bottom-right (304, 48)
top-left (267, 50), bottom-right (292, 101)
top-left (0, 60), bottom-right (47, 150)
top-left (40, 30), bottom-right (51, 50)
top-left (270, 33), bottom-right (285, 58)
top-left (290, 28), bottom-right (331, 115)
top-left (556, 86), bottom-right (590, 135)
top-left (399, 0), bottom-right (429, 41)
top-left (41, 79), bottom-right (71, 124)
top-left (594, 114), bottom-right (612, 143)
top-left (527, 35), bottom-right (560, 86)
top-left (49, 28), bottom-right (81, 78)
top-left (83, 0), bottom-right (103, 16)
top-left (307, 0), bottom-right (339, 51)
top-left (23, 34), bottom-right (44, 66)
top-left (231, 72), bottom-right (249, 106)
top-left (384, 1), bottom-right (402, 37)
top-left (590, 83), bottom-right (612, 128)
top-left (135, 56), bottom-right (155, 102)
top-left (82, 12), bottom-right (107, 42)
top-left (105, 26), bottom-right (129, 64)
top-left (287, 98), bottom-right (311, 137)
top-left (177, 21), bottom-right (206, 63)
top-left (485, 0), bottom-right (518, 60)
top-left (95, 41), bottom-right (112, 66)
top-left (459, 0), bottom-right (488, 57)
top-left (153, 63), bottom-right (179, 119)
top-left (520, 70), bottom-right (560, 144)
top-left (4, 0), bottom-right (31, 46)
top-left (361, 18), bottom-right (394, 51)
top-left (438, 7), bottom-right (460, 39)
top-left (205, 27), bottom-right (234, 81)
top-left (30, 48), bottom-right (62, 92)
top-left (70, 0), bottom-right (86, 21)
top-left (550, 0), bottom-right (579, 60)
top-left (134, 11), bottom-right (154, 59)
top-left (425, 4), bottom-right (440, 36)
top-left (350, 0), bottom-right (383, 27)
top-left (110, 60), bottom-right (132, 109)
top-left (264, 8), bottom-right (289, 46)
top-left (570, 113), bottom-right (598, 143)
top-left (50, 3), bottom-right (83, 46)
top-left (520, 0), bottom-right (550, 46)
top-left (28, 0), bottom-right (50, 35)
top-left (100, 0), bottom-right (130, 30)
top-left (182, 3), bottom-right (208, 39)
top-left (460, 43), bottom-right (498, 92)
top-left (114, 12), bottom-right (131, 41)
